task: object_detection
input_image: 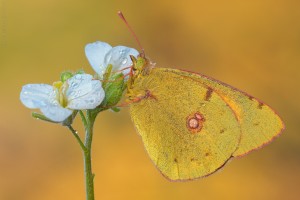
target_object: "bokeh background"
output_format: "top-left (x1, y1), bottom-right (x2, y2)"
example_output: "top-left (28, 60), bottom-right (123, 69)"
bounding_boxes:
top-left (0, 0), bottom-right (299, 199)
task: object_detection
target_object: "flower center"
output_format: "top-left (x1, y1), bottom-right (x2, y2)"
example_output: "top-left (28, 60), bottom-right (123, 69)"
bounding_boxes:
top-left (53, 81), bottom-right (69, 108)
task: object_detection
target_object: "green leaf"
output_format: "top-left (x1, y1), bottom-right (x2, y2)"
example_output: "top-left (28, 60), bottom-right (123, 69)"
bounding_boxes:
top-left (32, 112), bottom-right (58, 123)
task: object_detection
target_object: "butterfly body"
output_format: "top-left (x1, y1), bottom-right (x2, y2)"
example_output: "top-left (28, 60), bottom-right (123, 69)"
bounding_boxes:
top-left (127, 57), bottom-right (284, 181)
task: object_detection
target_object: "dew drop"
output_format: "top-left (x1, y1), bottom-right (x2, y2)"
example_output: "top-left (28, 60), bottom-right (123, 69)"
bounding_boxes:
top-left (85, 99), bottom-right (95, 104)
top-left (73, 91), bottom-right (82, 98)
top-left (75, 74), bottom-right (82, 80)
top-left (70, 91), bottom-right (76, 97)
top-left (49, 110), bottom-right (56, 115)
top-left (121, 58), bottom-right (128, 65)
top-left (39, 101), bottom-right (47, 107)
top-left (119, 50), bottom-right (125, 55)
top-left (106, 55), bottom-right (112, 62)
top-left (71, 82), bottom-right (79, 88)
top-left (74, 103), bottom-right (80, 108)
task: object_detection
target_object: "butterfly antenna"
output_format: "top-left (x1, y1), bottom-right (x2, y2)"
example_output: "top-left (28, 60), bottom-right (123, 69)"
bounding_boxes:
top-left (118, 11), bottom-right (145, 56)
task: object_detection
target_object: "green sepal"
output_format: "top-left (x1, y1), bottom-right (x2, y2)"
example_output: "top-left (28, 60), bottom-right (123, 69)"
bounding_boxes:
top-left (32, 111), bottom-right (78, 126)
top-left (75, 69), bottom-right (85, 74)
top-left (62, 111), bottom-right (78, 126)
top-left (101, 72), bottom-right (125, 107)
top-left (60, 71), bottom-right (73, 82)
top-left (102, 64), bottom-right (113, 88)
top-left (32, 112), bottom-right (59, 123)
top-left (110, 107), bottom-right (121, 112)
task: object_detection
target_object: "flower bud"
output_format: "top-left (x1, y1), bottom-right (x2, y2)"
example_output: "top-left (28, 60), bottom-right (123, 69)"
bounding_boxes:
top-left (101, 73), bottom-right (125, 107)
top-left (60, 71), bottom-right (73, 82)
top-left (75, 69), bottom-right (85, 75)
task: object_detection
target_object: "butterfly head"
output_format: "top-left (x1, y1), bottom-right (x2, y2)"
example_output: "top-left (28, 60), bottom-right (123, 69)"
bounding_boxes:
top-left (125, 53), bottom-right (155, 99)
top-left (129, 53), bottom-right (154, 76)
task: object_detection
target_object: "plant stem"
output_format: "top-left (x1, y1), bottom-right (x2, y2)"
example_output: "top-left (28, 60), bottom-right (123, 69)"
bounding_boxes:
top-left (83, 111), bottom-right (96, 200)
top-left (67, 125), bottom-right (86, 152)
top-left (79, 110), bottom-right (88, 128)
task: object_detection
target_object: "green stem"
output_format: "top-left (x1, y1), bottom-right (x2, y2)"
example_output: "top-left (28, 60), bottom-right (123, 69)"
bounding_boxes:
top-left (67, 125), bottom-right (86, 152)
top-left (83, 111), bottom-right (96, 200)
top-left (79, 110), bottom-right (88, 128)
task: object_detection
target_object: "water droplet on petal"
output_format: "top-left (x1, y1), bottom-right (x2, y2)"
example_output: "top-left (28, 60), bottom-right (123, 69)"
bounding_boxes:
top-left (85, 98), bottom-right (95, 104)
top-left (71, 82), bottom-right (79, 88)
top-left (121, 58), bottom-right (127, 65)
top-left (69, 91), bottom-right (75, 96)
top-left (119, 50), bottom-right (125, 55)
top-left (39, 101), bottom-right (47, 107)
top-left (107, 55), bottom-right (112, 62)
top-left (75, 75), bottom-right (82, 80)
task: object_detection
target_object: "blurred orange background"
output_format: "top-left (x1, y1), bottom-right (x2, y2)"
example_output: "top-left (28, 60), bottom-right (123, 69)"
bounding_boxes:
top-left (0, 0), bottom-right (299, 199)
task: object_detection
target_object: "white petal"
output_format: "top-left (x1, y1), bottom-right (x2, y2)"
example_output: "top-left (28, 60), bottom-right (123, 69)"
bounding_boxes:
top-left (20, 84), bottom-right (53, 109)
top-left (40, 90), bottom-right (73, 122)
top-left (104, 46), bottom-right (139, 75)
top-left (21, 84), bottom-right (73, 122)
top-left (66, 74), bottom-right (105, 110)
top-left (65, 74), bottom-right (94, 101)
top-left (85, 41), bottom-right (112, 76)
top-left (40, 103), bottom-right (73, 122)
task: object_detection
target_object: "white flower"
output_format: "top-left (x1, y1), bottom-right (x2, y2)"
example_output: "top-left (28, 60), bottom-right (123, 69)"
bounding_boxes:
top-left (20, 74), bottom-right (105, 122)
top-left (85, 41), bottom-right (139, 77)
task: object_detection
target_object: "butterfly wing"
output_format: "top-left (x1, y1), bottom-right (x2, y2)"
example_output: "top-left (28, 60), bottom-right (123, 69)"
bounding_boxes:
top-left (129, 68), bottom-right (241, 181)
top-left (165, 68), bottom-right (284, 157)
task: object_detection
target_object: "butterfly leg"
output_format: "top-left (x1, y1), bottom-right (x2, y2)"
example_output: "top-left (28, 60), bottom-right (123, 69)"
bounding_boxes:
top-left (144, 89), bottom-right (157, 100)
top-left (114, 90), bottom-right (157, 108)
top-left (111, 66), bottom-right (133, 74)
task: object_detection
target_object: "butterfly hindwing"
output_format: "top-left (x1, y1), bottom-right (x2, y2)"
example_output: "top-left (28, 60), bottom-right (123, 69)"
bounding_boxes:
top-left (166, 68), bottom-right (284, 157)
top-left (130, 68), bottom-right (241, 180)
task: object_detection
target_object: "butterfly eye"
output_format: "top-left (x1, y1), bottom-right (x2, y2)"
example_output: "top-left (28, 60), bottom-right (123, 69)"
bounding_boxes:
top-left (138, 52), bottom-right (146, 59)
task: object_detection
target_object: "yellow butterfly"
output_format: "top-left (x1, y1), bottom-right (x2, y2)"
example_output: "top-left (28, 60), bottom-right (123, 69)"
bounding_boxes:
top-left (119, 12), bottom-right (285, 181)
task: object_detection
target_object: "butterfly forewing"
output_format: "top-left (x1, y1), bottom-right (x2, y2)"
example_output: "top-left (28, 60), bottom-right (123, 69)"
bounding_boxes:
top-left (130, 68), bottom-right (241, 180)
